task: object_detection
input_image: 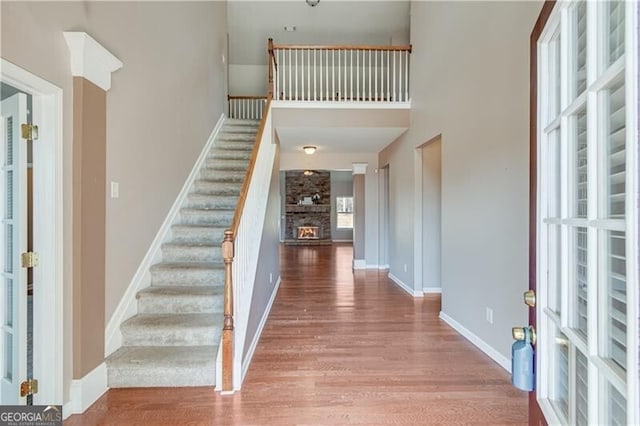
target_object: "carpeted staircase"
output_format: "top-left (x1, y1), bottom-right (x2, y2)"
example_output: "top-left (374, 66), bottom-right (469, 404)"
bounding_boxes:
top-left (106, 119), bottom-right (259, 388)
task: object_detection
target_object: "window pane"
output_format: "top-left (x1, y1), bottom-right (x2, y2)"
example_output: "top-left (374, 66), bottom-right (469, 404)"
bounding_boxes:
top-left (337, 213), bottom-right (353, 229)
top-left (547, 30), bottom-right (562, 123)
top-left (549, 323), bottom-right (569, 421)
top-left (547, 129), bottom-right (561, 219)
top-left (575, 350), bottom-right (589, 425)
top-left (574, 108), bottom-right (588, 218)
top-left (548, 225), bottom-right (562, 314)
top-left (606, 230), bottom-right (626, 371)
top-left (606, 1), bottom-right (625, 67)
top-left (605, 79), bottom-right (626, 218)
top-left (572, 1), bottom-right (587, 99)
top-left (5, 224), bottom-right (12, 274)
top-left (606, 383), bottom-right (626, 426)
top-left (6, 170), bottom-right (13, 220)
top-left (573, 227), bottom-right (588, 338)
top-left (4, 332), bottom-right (12, 381)
top-left (5, 116), bottom-right (13, 166)
top-left (4, 279), bottom-right (12, 327)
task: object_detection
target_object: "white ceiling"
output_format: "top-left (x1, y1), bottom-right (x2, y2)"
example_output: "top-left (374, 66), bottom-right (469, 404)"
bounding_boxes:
top-left (228, 1), bottom-right (411, 65)
top-left (276, 126), bottom-right (407, 153)
top-left (272, 105), bottom-right (409, 153)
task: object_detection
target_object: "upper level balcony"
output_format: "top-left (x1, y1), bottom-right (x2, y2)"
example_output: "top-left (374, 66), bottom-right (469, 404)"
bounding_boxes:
top-left (228, 40), bottom-right (411, 152)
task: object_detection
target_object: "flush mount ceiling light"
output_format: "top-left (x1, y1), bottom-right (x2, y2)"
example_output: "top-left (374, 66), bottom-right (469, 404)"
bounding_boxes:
top-left (303, 145), bottom-right (317, 155)
top-left (306, 0), bottom-right (320, 7)
top-left (303, 170), bottom-right (314, 176)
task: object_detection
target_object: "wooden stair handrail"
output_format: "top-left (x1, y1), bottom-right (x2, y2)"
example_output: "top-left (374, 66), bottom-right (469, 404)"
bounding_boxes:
top-left (272, 43), bottom-right (412, 53)
top-left (220, 97), bottom-right (271, 393)
top-left (227, 95), bottom-right (267, 100)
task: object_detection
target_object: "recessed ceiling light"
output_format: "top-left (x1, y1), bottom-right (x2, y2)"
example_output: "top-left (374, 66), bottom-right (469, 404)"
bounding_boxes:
top-left (303, 146), bottom-right (317, 155)
top-left (284, 26), bottom-right (296, 32)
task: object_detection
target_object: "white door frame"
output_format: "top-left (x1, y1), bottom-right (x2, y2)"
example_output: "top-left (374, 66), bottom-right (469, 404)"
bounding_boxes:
top-left (1, 59), bottom-right (63, 405)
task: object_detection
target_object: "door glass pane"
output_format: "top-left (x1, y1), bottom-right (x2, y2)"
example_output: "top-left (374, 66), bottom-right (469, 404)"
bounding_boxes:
top-left (575, 350), bottom-right (589, 425)
top-left (605, 78), bottom-right (626, 218)
top-left (3, 332), bottom-right (12, 381)
top-left (548, 225), bottom-right (562, 314)
top-left (5, 224), bottom-right (12, 273)
top-left (549, 323), bottom-right (569, 420)
top-left (6, 170), bottom-right (12, 220)
top-left (573, 227), bottom-right (588, 337)
top-left (606, 230), bottom-right (626, 370)
top-left (547, 30), bottom-right (562, 123)
top-left (4, 279), bottom-right (12, 327)
top-left (548, 130), bottom-right (562, 219)
top-left (606, 1), bottom-right (625, 67)
top-left (572, 1), bottom-right (587, 99)
top-left (606, 383), bottom-right (627, 425)
top-left (574, 108), bottom-right (588, 217)
top-left (5, 116), bottom-right (12, 166)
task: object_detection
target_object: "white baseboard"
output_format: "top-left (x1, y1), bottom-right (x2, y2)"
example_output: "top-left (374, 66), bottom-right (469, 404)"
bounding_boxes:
top-left (104, 115), bottom-right (225, 357)
top-left (388, 273), bottom-right (424, 297)
top-left (331, 239), bottom-right (353, 243)
top-left (423, 287), bottom-right (442, 294)
top-left (241, 277), bottom-right (281, 382)
top-left (438, 311), bottom-right (511, 373)
top-left (378, 264), bottom-right (390, 270)
top-left (353, 259), bottom-right (366, 270)
top-left (63, 363), bottom-right (108, 419)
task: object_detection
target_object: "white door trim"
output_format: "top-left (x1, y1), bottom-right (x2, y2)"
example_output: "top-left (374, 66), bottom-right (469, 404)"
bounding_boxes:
top-left (1, 59), bottom-right (64, 406)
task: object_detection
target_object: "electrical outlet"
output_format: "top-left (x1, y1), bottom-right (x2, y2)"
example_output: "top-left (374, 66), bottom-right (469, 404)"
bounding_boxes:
top-left (403, 264), bottom-right (407, 273)
top-left (269, 273), bottom-right (273, 284)
top-left (486, 307), bottom-right (494, 324)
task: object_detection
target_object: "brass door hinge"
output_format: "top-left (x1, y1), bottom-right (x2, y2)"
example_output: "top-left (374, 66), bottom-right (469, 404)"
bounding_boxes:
top-left (21, 252), bottom-right (38, 268)
top-left (21, 124), bottom-right (38, 141)
top-left (20, 379), bottom-right (38, 397)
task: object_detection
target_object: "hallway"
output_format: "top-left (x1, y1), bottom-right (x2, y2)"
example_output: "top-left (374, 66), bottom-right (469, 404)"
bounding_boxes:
top-left (66, 244), bottom-right (527, 425)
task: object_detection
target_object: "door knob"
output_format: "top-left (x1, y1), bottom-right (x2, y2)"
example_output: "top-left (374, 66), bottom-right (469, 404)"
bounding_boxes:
top-left (524, 290), bottom-right (536, 307)
top-left (512, 325), bottom-right (536, 345)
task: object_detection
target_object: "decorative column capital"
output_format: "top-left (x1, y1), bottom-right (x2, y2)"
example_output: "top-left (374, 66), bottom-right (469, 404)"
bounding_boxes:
top-left (63, 32), bottom-right (122, 91)
top-left (352, 163), bottom-right (368, 175)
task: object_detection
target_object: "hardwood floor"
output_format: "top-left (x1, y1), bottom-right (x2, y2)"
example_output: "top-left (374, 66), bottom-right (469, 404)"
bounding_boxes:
top-left (66, 244), bottom-right (527, 425)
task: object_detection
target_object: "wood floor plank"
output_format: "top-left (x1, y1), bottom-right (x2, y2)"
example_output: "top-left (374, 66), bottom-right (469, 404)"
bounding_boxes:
top-left (66, 243), bottom-right (527, 425)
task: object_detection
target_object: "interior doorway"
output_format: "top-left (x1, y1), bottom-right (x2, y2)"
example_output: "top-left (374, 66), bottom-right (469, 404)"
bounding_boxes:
top-left (1, 59), bottom-right (63, 406)
top-left (419, 135), bottom-right (442, 293)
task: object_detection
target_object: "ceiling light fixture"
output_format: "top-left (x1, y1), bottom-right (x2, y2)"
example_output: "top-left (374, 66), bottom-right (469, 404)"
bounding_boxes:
top-left (303, 145), bottom-right (317, 155)
top-left (306, 0), bottom-right (320, 7)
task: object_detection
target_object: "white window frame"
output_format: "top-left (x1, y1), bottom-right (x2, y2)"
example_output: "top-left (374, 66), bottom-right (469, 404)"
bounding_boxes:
top-left (336, 196), bottom-right (353, 230)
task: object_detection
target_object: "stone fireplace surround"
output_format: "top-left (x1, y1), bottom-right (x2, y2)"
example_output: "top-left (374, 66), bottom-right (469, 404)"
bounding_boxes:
top-left (284, 170), bottom-right (331, 245)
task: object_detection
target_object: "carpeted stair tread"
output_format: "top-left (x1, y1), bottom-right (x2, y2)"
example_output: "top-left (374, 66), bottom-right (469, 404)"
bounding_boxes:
top-left (185, 193), bottom-right (239, 210)
top-left (150, 262), bottom-right (224, 286)
top-left (161, 242), bottom-right (222, 263)
top-left (170, 225), bottom-right (227, 244)
top-left (178, 208), bottom-right (234, 226)
top-left (106, 346), bottom-right (217, 387)
top-left (137, 285), bottom-right (224, 314)
top-left (121, 313), bottom-right (221, 346)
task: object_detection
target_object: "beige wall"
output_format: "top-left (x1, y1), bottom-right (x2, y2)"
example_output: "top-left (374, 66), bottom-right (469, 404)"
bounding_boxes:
top-left (380, 1), bottom-right (542, 360)
top-left (1, 0), bottom-right (228, 403)
top-left (72, 77), bottom-right (107, 378)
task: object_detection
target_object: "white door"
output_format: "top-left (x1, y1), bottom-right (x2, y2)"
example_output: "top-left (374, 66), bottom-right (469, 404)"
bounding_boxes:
top-left (0, 93), bottom-right (28, 405)
top-left (535, 1), bottom-right (638, 424)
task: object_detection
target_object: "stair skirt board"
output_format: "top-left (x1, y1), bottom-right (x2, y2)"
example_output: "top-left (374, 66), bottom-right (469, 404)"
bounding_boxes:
top-left (105, 116), bottom-right (260, 388)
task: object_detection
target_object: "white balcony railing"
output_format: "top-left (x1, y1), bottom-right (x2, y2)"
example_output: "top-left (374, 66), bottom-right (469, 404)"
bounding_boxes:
top-left (269, 39), bottom-right (412, 103)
